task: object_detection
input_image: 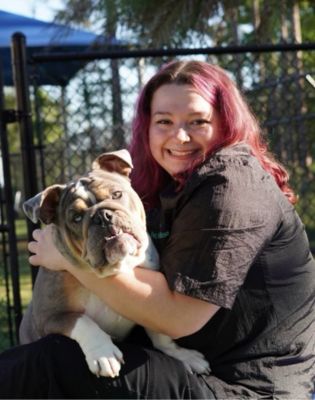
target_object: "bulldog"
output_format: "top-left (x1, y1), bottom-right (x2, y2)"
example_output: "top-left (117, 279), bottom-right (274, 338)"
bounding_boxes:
top-left (20, 149), bottom-right (210, 378)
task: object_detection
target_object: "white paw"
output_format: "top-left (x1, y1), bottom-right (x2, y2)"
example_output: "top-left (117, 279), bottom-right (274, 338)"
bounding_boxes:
top-left (84, 341), bottom-right (124, 378)
top-left (70, 315), bottom-right (124, 378)
top-left (166, 347), bottom-right (211, 374)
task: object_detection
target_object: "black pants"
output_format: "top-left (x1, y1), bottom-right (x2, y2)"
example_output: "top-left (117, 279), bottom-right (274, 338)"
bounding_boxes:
top-left (0, 334), bottom-right (216, 399)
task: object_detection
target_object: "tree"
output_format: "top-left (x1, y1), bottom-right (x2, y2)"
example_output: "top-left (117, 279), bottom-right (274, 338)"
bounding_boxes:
top-left (56, 0), bottom-right (126, 147)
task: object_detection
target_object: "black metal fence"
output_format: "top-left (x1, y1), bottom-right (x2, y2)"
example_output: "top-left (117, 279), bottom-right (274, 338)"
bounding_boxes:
top-left (1, 35), bottom-right (315, 350)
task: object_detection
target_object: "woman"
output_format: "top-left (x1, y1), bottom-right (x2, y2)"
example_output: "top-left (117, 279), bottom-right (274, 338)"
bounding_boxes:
top-left (0, 60), bottom-right (314, 399)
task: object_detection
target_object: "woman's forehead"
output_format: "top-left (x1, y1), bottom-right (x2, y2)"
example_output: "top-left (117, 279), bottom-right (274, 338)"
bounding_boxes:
top-left (151, 84), bottom-right (214, 115)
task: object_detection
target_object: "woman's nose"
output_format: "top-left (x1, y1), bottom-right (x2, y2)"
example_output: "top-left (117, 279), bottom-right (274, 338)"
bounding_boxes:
top-left (174, 127), bottom-right (190, 143)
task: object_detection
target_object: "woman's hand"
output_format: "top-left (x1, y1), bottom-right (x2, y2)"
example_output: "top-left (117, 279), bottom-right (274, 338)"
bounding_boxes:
top-left (27, 225), bottom-right (73, 271)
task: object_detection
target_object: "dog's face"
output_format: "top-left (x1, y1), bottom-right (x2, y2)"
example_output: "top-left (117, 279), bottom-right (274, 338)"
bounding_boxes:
top-left (23, 150), bottom-right (148, 277)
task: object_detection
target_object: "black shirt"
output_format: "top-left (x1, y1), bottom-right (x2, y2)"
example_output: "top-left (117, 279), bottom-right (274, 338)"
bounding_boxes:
top-left (148, 144), bottom-right (315, 399)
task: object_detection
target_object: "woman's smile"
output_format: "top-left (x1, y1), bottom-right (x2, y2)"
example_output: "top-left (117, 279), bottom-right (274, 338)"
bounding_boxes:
top-left (165, 148), bottom-right (201, 158)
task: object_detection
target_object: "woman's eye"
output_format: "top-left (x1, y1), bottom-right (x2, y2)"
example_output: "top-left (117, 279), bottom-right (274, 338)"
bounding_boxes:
top-left (72, 214), bottom-right (83, 223)
top-left (190, 119), bottom-right (210, 126)
top-left (157, 119), bottom-right (172, 125)
top-left (112, 191), bottom-right (123, 199)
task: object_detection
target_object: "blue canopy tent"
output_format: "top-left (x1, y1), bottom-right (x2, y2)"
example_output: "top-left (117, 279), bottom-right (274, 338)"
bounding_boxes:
top-left (0, 10), bottom-right (123, 86)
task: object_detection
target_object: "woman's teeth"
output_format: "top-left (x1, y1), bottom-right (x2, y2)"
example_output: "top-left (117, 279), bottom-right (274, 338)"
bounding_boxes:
top-left (168, 149), bottom-right (196, 156)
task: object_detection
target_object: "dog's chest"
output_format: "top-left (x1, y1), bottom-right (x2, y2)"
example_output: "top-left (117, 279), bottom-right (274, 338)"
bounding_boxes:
top-left (82, 293), bottom-right (134, 341)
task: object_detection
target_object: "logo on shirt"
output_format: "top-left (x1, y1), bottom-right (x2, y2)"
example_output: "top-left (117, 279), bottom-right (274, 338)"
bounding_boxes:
top-left (150, 231), bottom-right (169, 240)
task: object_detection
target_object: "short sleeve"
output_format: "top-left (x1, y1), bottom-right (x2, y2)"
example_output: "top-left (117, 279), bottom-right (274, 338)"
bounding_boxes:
top-left (160, 156), bottom-right (280, 309)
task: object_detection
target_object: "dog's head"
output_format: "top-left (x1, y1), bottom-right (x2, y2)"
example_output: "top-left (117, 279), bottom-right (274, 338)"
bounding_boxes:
top-left (23, 149), bottom-right (148, 277)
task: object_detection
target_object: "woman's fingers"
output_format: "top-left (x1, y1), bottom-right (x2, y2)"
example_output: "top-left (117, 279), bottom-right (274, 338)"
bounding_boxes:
top-left (27, 240), bottom-right (37, 254)
top-left (32, 228), bottom-right (42, 241)
top-left (28, 235), bottom-right (42, 266)
top-left (27, 226), bottom-right (53, 267)
top-left (26, 224), bottom-right (70, 271)
top-left (28, 254), bottom-right (41, 266)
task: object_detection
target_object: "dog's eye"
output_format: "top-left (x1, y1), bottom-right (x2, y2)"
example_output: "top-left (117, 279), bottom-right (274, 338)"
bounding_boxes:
top-left (72, 213), bottom-right (83, 223)
top-left (112, 191), bottom-right (122, 200)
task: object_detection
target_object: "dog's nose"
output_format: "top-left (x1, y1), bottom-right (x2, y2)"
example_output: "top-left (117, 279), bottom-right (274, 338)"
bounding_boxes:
top-left (93, 209), bottom-right (113, 226)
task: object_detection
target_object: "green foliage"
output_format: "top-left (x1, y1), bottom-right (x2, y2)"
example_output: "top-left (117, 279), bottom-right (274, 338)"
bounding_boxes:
top-left (0, 299), bottom-right (11, 351)
top-left (299, 1), bottom-right (315, 42)
top-left (56, 1), bottom-right (315, 48)
top-left (118, 0), bottom-right (221, 47)
top-left (0, 235), bottom-right (31, 352)
top-left (57, 0), bottom-right (119, 35)
top-left (4, 87), bottom-right (64, 195)
top-left (4, 89), bottom-right (20, 153)
top-left (4, 88), bottom-right (63, 152)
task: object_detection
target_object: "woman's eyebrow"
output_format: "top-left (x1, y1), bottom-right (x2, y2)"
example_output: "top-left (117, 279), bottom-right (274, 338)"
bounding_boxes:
top-left (152, 111), bottom-right (172, 116)
top-left (152, 111), bottom-right (211, 116)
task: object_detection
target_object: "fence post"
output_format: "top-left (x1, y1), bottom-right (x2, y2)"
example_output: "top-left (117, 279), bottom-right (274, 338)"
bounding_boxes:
top-left (11, 32), bottom-right (39, 285)
top-left (0, 60), bottom-right (22, 343)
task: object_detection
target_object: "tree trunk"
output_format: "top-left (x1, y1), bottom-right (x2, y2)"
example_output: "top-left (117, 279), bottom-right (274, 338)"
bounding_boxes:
top-left (104, 0), bottom-right (125, 149)
top-left (290, 0), bottom-right (309, 177)
top-left (252, 0), bottom-right (266, 81)
top-left (278, 0), bottom-right (290, 162)
top-left (110, 59), bottom-right (125, 149)
top-left (225, 5), bottom-right (243, 87)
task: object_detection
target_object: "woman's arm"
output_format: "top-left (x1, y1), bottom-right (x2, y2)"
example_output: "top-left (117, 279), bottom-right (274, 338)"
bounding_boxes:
top-left (28, 225), bottom-right (219, 339)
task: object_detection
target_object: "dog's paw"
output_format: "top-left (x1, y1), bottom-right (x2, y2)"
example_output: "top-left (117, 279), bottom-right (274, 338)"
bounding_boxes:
top-left (165, 347), bottom-right (211, 375)
top-left (85, 342), bottom-right (124, 378)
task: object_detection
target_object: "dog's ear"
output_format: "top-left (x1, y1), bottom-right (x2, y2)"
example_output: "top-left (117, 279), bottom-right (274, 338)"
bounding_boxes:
top-left (92, 149), bottom-right (133, 177)
top-left (23, 184), bottom-right (66, 224)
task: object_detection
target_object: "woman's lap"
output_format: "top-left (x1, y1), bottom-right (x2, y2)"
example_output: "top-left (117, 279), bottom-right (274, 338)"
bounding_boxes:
top-left (0, 334), bottom-right (215, 399)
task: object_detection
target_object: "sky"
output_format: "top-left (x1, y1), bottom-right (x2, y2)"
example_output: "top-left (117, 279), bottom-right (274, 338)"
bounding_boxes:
top-left (0, 0), bottom-right (64, 21)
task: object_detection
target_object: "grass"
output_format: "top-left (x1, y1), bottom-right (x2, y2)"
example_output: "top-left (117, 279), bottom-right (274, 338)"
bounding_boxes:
top-left (0, 218), bottom-right (33, 351)
top-left (0, 253), bottom-right (32, 351)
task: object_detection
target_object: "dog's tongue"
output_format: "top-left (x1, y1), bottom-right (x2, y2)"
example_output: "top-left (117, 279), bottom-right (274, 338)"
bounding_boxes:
top-left (110, 232), bottom-right (138, 252)
top-left (104, 232), bottom-right (139, 265)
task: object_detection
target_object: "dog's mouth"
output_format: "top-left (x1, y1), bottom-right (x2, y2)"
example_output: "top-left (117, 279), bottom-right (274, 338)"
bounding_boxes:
top-left (104, 226), bottom-right (140, 254)
top-left (103, 225), bottom-right (141, 264)
top-left (82, 210), bottom-right (146, 276)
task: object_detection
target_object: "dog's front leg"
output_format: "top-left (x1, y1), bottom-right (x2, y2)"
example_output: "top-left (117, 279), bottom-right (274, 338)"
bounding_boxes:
top-left (146, 330), bottom-right (210, 374)
top-left (44, 313), bottom-right (124, 378)
top-left (70, 314), bottom-right (124, 377)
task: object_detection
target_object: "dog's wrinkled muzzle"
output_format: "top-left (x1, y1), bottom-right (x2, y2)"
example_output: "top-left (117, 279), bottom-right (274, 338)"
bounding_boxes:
top-left (80, 204), bottom-right (143, 275)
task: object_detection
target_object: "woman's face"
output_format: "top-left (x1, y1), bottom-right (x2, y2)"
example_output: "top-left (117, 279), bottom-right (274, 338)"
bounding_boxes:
top-left (149, 84), bottom-right (220, 178)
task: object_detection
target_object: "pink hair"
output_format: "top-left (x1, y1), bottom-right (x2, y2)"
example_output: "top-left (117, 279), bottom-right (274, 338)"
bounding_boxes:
top-left (129, 60), bottom-right (297, 210)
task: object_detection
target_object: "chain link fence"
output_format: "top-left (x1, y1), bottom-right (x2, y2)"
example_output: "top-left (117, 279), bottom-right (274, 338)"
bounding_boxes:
top-left (1, 43), bottom-right (315, 350)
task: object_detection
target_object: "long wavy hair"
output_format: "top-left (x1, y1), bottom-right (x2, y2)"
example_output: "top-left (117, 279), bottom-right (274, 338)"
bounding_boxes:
top-left (129, 60), bottom-right (296, 210)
